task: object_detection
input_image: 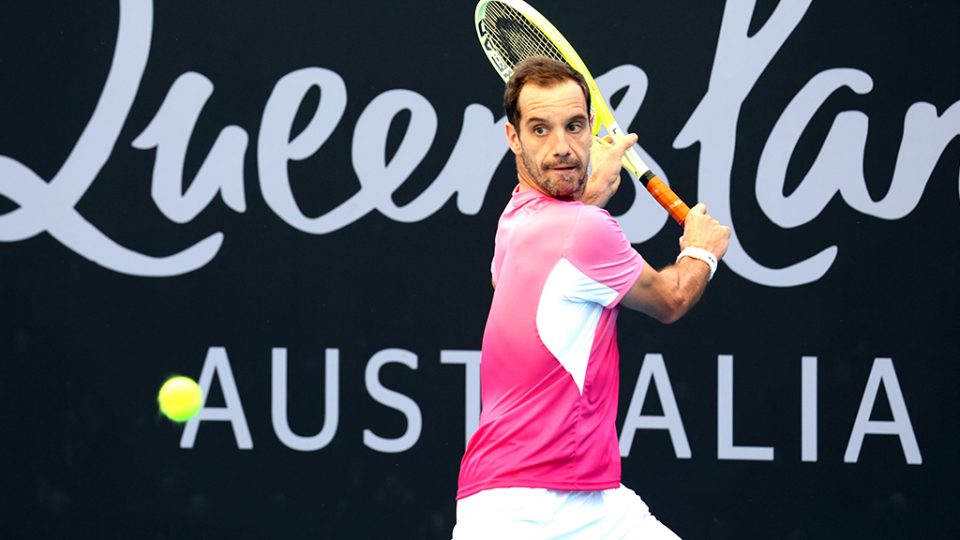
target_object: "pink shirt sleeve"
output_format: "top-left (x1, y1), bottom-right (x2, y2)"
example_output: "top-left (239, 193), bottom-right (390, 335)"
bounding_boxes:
top-left (563, 206), bottom-right (645, 307)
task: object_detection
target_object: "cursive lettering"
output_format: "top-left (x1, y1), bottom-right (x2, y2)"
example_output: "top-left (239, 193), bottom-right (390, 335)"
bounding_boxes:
top-left (0, 0), bottom-right (956, 285)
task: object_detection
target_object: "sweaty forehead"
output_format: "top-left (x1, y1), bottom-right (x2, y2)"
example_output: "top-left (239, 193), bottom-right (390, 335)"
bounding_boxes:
top-left (517, 80), bottom-right (588, 123)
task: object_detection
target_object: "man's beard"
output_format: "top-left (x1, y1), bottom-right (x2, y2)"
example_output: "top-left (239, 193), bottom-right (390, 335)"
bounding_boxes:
top-left (519, 148), bottom-right (587, 201)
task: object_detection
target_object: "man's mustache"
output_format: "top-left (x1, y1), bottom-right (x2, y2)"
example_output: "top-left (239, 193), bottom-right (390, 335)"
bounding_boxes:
top-left (545, 156), bottom-right (582, 169)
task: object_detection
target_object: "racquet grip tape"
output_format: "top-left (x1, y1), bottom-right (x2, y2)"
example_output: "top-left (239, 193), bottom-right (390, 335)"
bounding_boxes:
top-left (641, 170), bottom-right (690, 224)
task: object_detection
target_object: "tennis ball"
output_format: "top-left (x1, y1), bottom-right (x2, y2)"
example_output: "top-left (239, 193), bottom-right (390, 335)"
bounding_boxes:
top-left (158, 376), bottom-right (203, 422)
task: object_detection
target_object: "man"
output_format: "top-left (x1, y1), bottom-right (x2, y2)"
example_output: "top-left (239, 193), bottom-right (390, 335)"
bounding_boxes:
top-left (452, 57), bottom-right (730, 539)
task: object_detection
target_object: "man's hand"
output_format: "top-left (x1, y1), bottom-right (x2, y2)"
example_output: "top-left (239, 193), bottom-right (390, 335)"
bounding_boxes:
top-left (679, 203), bottom-right (730, 260)
top-left (581, 134), bottom-right (639, 207)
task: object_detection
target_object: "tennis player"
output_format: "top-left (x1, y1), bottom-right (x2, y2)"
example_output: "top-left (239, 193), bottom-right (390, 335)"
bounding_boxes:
top-left (451, 57), bottom-right (730, 539)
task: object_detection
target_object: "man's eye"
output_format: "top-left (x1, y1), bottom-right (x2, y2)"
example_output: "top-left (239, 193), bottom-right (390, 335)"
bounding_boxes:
top-left (533, 126), bottom-right (547, 136)
top-left (568, 123), bottom-right (584, 133)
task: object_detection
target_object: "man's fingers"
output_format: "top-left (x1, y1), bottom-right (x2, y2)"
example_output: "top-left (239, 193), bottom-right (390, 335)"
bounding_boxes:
top-left (617, 133), bottom-right (639, 150)
top-left (594, 135), bottom-right (614, 146)
top-left (596, 133), bottom-right (638, 151)
top-left (688, 202), bottom-right (708, 216)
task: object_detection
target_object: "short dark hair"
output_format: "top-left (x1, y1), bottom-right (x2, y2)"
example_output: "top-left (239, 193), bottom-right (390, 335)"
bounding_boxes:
top-left (504, 56), bottom-right (590, 127)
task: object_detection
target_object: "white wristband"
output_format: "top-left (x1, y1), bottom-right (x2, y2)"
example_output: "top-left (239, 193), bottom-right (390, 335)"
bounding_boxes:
top-left (676, 246), bottom-right (718, 281)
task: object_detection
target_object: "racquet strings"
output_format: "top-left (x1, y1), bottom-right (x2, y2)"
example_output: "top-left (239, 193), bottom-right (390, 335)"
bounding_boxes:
top-left (481, 2), bottom-right (564, 68)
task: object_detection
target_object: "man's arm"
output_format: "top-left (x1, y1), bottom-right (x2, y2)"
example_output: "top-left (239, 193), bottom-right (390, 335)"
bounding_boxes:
top-left (620, 203), bottom-right (730, 323)
top-left (580, 130), bottom-right (729, 322)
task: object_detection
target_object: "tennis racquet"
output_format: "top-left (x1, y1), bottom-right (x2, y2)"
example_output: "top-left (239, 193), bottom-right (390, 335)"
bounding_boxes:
top-left (474, 0), bottom-right (690, 224)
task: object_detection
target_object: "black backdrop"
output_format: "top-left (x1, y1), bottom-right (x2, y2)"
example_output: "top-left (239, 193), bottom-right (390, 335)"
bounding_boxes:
top-left (2, 1), bottom-right (958, 538)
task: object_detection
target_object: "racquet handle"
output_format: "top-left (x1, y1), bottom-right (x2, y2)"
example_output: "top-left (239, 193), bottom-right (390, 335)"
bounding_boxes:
top-left (640, 171), bottom-right (689, 224)
top-left (618, 144), bottom-right (690, 224)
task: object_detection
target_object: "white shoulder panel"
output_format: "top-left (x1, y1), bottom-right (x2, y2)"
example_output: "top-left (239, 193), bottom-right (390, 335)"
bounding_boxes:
top-left (536, 258), bottom-right (617, 394)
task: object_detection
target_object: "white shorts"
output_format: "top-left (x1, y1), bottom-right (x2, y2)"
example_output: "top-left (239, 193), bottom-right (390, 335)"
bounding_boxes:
top-left (451, 485), bottom-right (682, 540)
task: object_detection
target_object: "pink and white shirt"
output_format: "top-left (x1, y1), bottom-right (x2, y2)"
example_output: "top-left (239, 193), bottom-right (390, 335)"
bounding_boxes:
top-left (457, 186), bottom-right (644, 500)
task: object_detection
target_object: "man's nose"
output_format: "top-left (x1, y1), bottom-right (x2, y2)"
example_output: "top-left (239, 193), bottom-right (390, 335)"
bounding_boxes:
top-left (550, 131), bottom-right (572, 157)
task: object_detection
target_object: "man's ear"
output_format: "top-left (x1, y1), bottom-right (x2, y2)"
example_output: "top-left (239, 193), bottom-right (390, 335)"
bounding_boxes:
top-left (505, 122), bottom-right (522, 156)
